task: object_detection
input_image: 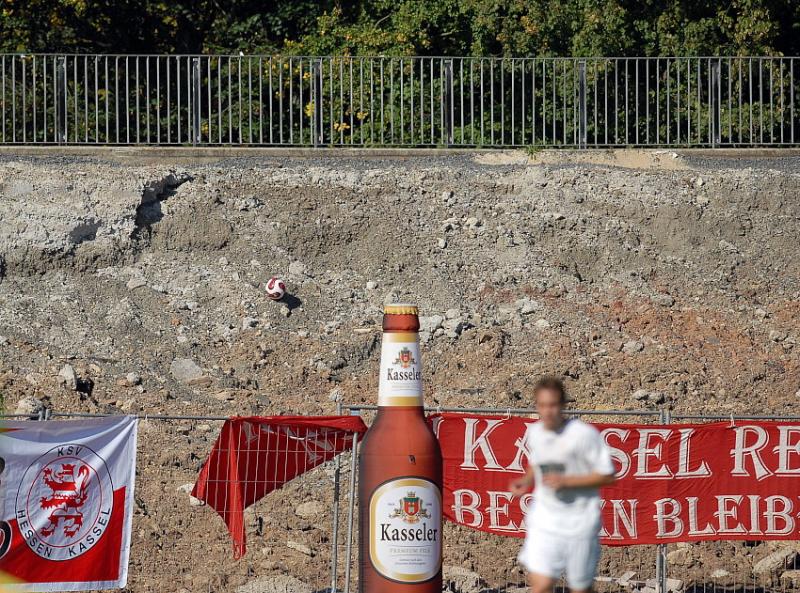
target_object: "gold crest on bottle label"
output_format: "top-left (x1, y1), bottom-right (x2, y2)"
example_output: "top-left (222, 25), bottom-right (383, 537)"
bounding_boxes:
top-left (378, 332), bottom-right (423, 407)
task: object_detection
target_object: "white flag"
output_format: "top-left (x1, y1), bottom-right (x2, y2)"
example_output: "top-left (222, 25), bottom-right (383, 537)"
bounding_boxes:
top-left (0, 416), bottom-right (137, 591)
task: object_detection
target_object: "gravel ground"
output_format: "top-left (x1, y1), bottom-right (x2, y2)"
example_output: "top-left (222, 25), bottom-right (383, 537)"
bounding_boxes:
top-left (1, 149), bottom-right (798, 592)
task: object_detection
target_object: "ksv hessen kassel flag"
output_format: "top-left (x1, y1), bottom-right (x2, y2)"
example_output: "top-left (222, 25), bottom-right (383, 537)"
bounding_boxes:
top-left (0, 416), bottom-right (137, 592)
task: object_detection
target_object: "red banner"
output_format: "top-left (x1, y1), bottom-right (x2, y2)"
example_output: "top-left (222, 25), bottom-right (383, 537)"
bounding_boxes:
top-left (192, 416), bottom-right (366, 558)
top-left (432, 413), bottom-right (800, 545)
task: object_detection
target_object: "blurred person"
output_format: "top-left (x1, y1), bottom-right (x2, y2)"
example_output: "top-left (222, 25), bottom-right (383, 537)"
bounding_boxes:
top-left (510, 377), bottom-right (616, 593)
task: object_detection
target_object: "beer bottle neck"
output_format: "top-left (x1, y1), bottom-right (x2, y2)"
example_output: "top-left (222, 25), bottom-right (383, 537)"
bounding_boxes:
top-left (378, 330), bottom-right (423, 407)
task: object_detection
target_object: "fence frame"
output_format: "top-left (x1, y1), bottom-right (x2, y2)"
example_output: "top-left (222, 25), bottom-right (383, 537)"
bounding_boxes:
top-left (339, 405), bottom-right (800, 593)
top-left (4, 407), bottom-right (800, 592)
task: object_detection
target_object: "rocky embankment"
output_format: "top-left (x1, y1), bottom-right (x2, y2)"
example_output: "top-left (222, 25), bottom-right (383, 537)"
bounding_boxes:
top-left (1, 150), bottom-right (798, 591)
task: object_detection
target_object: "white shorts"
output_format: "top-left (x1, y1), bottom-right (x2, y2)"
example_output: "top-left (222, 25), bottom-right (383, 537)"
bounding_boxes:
top-left (517, 529), bottom-right (601, 590)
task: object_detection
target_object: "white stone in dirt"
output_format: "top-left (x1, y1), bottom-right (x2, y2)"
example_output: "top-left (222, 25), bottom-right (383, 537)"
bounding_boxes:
top-left (443, 317), bottom-right (466, 338)
top-left (437, 237), bottom-right (447, 249)
top-left (647, 391), bottom-right (665, 404)
top-left (170, 358), bottom-right (204, 383)
top-left (58, 364), bottom-right (78, 390)
top-left (445, 308), bottom-right (460, 320)
top-left (176, 483), bottom-right (204, 507)
top-left (769, 329), bottom-right (787, 342)
top-left (652, 293), bottom-right (675, 307)
top-left (294, 500), bottom-right (325, 519)
top-left (633, 389), bottom-right (650, 401)
top-left (0, 335), bottom-right (8, 346)
top-left (125, 372), bottom-right (142, 386)
top-left (516, 297), bottom-right (540, 314)
top-left (667, 548), bottom-right (691, 565)
top-left (15, 396), bottom-right (45, 416)
top-left (366, 281), bottom-right (378, 290)
top-left (242, 317), bottom-right (258, 330)
top-left (534, 318), bottom-right (550, 330)
top-left (286, 540), bottom-right (315, 556)
top-left (641, 578), bottom-right (683, 593)
top-left (622, 340), bottom-right (645, 354)
top-left (420, 315), bottom-right (444, 333)
top-left (288, 260), bottom-right (308, 277)
top-left (754, 547), bottom-right (798, 576)
top-left (126, 277), bottom-right (147, 290)
top-left (235, 575), bottom-right (312, 593)
top-left (710, 569), bottom-right (731, 579)
top-left (666, 578), bottom-right (685, 592)
top-left (442, 565), bottom-right (486, 593)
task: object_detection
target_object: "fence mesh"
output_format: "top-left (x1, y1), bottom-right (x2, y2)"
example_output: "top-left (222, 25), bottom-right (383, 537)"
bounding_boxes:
top-left (3, 410), bottom-right (800, 592)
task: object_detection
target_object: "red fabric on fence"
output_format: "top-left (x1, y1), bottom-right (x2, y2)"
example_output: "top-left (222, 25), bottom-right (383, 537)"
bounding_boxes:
top-left (430, 413), bottom-right (800, 545)
top-left (192, 416), bottom-right (367, 558)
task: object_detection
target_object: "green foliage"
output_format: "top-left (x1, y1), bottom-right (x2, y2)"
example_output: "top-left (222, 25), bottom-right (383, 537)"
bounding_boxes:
top-left (0, 0), bottom-right (797, 57)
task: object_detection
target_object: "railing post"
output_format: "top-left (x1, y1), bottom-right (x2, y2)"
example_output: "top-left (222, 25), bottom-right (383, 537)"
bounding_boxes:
top-left (578, 59), bottom-right (587, 148)
top-left (343, 424), bottom-right (359, 593)
top-left (330, 400), bottom-right (343, 592)
top-left (312, 59), bottom-right (323, 147)
top-left (192, 57), bottom-right (201, 145)
top-left (444, 59), bottom-right (454, 146)
top-left (57, 56), bottom-right (68, 144)
top-left (655, 408), bottom-right (670, 593)
top-left (709, 60), bottom-right (718, 147)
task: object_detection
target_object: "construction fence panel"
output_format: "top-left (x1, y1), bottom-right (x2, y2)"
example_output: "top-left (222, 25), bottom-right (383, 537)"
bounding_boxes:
top-left (0, 412), bottom-right (352, 593)
top-left (3, 410), bottom-right (800, 592)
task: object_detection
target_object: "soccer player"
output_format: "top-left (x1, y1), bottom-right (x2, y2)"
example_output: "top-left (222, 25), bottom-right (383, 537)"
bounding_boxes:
top-left (510, 377), bottom-right (616, 593)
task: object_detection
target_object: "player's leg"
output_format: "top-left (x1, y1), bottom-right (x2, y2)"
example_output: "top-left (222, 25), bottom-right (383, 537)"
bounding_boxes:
top-left (518, 529), bottom-right (565, 593)
top-left (565, 534), bottom-right (601, 593)
top-left (528, 571), bottom-right (557, 593)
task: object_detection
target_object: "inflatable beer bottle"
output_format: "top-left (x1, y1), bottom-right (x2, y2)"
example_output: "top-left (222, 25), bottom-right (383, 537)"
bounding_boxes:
top-left (358, 304), bottom-right (443, 592)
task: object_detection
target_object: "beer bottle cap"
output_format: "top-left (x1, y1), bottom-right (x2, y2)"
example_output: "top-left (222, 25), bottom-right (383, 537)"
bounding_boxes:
top-left (383, 303), bottom-right (418, 315)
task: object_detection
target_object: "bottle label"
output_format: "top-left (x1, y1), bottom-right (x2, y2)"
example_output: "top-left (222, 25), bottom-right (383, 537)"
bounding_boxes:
top-left (378, 332), bottom-right (423, 406)
top-left (369, 477), bottom-right (442, 583)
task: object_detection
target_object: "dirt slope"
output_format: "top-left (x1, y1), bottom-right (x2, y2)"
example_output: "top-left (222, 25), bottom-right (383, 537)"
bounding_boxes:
top-left (1, 151), bottom-right (798, 592)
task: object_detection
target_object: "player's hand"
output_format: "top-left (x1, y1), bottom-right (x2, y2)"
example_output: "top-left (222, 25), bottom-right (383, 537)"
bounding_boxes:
top-left (509, 477), bottom-right (531, 496)
top-left (542, 474), bottom-right (567, 490)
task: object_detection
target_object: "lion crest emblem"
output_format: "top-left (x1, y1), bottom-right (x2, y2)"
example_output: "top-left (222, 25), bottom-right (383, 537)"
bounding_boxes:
top-left (39, 463), bottom-right (91, 537)
top-left (16, 444), bottom-right (114, 560)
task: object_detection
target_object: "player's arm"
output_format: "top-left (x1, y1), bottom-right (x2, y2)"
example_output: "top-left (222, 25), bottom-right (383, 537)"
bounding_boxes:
top-left (542, 471), bottom-right (615, 490)
top-left (509, 466), bottom-right (535, 495)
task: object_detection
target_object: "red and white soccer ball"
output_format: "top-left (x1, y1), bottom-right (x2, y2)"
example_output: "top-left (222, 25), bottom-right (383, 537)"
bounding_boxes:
top-left (265, 276), bottom-right (286, 301)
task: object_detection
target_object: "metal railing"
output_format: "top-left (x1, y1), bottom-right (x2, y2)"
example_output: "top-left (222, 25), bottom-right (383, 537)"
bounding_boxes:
top-left (4, 407), bottom-right (800, 592)
top-left (0, 54), bottom-right (798, 148)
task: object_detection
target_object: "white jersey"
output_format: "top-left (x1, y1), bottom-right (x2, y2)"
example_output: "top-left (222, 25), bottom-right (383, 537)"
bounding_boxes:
top-left (524, 418), bottom-right (615, 537)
